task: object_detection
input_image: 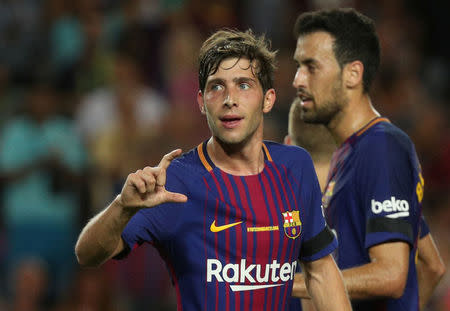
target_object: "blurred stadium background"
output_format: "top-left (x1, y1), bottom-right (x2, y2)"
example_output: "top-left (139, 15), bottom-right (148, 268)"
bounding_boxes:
top-left (0, 0), bottom-right (448, 310)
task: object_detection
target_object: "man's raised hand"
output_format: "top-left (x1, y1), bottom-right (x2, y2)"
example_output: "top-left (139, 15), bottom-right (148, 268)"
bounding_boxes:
top-left (118, 149), bottom-right (188, 211)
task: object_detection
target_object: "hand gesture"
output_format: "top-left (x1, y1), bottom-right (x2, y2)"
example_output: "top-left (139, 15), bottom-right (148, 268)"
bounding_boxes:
top-left (118, 149), bottom-right (188, 211)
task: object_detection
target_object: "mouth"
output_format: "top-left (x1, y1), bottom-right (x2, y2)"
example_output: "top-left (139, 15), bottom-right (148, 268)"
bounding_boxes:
top-left (220, 115), bottom-right (243, 129)
top-left (297, 92), bottom-right (314, 107)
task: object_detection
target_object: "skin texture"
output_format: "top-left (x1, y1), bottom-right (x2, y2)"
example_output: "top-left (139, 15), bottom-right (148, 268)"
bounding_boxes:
top-left (197, 57), bottom-right (275, 176)
top-left (416, 233), bottom-right (446, 310)
top-left (293, 32), bottom-right (348, 126)
top-left (293, 31), bottom-right (379, 145)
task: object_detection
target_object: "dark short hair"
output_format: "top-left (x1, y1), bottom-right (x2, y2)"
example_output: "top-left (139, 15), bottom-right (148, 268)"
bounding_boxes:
top-left (294, 8), bottom-right (380, 93)
top-left (198, 29), bottom-right (277, 93)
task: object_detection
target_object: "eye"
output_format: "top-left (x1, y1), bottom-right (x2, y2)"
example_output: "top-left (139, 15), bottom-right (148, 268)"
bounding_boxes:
top-left (210, 84), bottom-right (223, 91)
top-left (239, 83), bottom-right (250, 90)
top-left (308, 65), bottom-right (316, 74)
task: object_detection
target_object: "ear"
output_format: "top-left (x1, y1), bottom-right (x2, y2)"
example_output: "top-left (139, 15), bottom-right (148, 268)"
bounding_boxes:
top-left (197, 90), bottom-right (205, 114)
top-left (343, 60), bottom-right (364, 90)
top-left (284, 134), bottom-right (292, 145)
top-left (262, 88), bottom-right (276, 113)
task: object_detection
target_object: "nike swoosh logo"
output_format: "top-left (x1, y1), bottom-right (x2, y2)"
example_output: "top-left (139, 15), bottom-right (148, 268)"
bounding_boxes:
top-left (210, 220), bottom-right (243, 233)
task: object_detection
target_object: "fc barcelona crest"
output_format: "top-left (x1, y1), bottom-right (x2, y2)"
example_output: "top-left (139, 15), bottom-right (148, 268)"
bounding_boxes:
top-left (282, 211), bottom-right (302, 239)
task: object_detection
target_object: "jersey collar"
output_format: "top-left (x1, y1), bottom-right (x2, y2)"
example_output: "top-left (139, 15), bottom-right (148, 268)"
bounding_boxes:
top-left (197, 140), bottom-right (272, 173)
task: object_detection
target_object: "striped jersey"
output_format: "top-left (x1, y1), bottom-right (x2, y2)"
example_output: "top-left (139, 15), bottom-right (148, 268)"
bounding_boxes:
top-left (322, 117), bottom-right (423, 311)
top-left (118, 140), bottom-right (337, 311)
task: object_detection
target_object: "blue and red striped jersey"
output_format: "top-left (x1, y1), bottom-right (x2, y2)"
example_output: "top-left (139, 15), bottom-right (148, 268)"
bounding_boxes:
top-left (118, 140), bottom-right (336, 311)
top-left (322, 117), bottom-right (423, 311)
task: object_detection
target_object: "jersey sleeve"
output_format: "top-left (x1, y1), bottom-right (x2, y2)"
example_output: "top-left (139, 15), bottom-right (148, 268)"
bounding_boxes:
top-left (357, 133), bottom-right (419, 249)
top-left (297, 152), bottom-right (337, 262)
top-left (115, 162), bottom-right (188, 259)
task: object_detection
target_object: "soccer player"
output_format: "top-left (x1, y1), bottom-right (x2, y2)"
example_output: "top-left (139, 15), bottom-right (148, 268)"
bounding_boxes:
top-left (287, 98), bottom-right (445, 311)
top-left (75, 29), bottom-right (351, 311)
top-left (290, 8), bottom-right (445, 311)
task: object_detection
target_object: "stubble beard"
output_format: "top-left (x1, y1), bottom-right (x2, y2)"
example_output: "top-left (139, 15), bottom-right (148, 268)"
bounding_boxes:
top-left (301, 80), bottom-right (347, 126)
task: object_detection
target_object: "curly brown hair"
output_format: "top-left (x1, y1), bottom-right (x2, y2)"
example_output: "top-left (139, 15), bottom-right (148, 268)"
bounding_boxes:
top-left (198, 29), bottom-right (277, 93)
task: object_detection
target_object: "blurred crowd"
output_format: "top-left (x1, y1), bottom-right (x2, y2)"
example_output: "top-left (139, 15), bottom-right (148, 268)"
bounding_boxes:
top-left (0, 0), bottom-right (448, 310)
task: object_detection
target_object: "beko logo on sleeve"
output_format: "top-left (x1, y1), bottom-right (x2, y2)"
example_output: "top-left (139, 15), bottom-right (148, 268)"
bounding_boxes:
top-left (371, 196), bottom-right (410, 218)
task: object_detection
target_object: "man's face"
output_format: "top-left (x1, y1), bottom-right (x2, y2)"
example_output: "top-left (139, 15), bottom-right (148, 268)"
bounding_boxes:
top-left (292, 31), bottom-right (348, 125)
top-left (198, 57), bottom-right (274, 145)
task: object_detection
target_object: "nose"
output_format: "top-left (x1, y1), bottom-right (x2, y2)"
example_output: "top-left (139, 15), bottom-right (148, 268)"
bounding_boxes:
top-left (292, 67), bottom-right (307, 90)
top-left (223, 91), bottom-right (237, 108)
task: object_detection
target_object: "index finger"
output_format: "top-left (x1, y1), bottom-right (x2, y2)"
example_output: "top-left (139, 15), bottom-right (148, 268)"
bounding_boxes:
top-left (158, 149), bottom-right (182, 170)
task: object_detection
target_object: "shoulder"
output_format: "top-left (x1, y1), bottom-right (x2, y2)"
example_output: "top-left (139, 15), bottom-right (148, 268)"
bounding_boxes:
top-left (357, 122), bottom-right (415, 156)
top-left (264, 140), bottom-right (314, 167)
top-left (166, 145), bottom-right (208, 181)
top-left (264, 141), bottom-right (312, 161)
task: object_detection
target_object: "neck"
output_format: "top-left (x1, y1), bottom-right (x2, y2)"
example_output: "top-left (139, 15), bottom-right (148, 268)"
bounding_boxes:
top-left (313, 160), bottom-right (331, 193)
top-left (328, 93), bottom-right (379, 145)
top-left (207, 130), bottom-right (265, 176)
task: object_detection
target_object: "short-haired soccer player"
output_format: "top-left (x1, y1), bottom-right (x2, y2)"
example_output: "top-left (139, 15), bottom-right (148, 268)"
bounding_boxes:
top-left (75, 29), bottom-right (351, 311)
top-left (290, 8), bottom-right (445, 311)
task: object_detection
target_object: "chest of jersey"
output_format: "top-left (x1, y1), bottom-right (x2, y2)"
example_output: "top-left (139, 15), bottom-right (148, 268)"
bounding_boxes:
top-left (168, 167), bottom-right (304, 310)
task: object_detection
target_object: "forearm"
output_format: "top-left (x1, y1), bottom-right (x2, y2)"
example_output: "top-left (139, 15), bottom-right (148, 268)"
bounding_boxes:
top-left (302, 256), bottom-right (352, 311)
top-left (341, 261), bottom-right (406, 299)
top-left (292, 273), bottom-right (309, 298)
top-left (417, 234), bottom-right (446, 310)
top-left (75, 195), bottom-right (136, 267)
top-left (294, 261), bottom-right (406, 300)
top-left (417, 262), bottom-right (439, 310)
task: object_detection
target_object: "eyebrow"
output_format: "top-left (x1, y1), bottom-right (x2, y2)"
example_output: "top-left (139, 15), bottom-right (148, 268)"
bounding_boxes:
top-left (295, 57), bottom-right (318, 66)
top-left (206, 76), bottom-right (257, 86)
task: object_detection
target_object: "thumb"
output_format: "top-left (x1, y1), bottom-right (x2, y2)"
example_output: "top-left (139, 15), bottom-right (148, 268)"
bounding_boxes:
top-left (163, 191), bottom-right (188, 203)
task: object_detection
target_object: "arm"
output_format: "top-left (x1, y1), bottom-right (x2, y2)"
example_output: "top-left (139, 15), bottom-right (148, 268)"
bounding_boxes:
top-left (293, 241), bottom-right (409, 300)
top-left (75, 149), bottom-right (187, 267)
top-left (417, 233), bottom-right (446, 310)
top-left (300, 254), bottom-right (352, 311)
top-left (341, 241), bottom-right (409, 299)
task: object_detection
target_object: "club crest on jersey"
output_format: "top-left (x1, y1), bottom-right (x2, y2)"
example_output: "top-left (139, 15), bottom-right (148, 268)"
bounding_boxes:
top-left (322, 181), bottom-right (335, 209)
top-left (282, 211), bottom-right (301, 239)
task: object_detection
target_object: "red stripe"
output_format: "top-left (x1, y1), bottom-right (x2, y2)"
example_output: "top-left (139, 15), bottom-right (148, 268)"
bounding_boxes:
top-left (260, 172), bottom-right (280, 309)
top-left (203, 177), bottom-right (209, 310)
top-left (234, 176), bottom-right (252, 311)
top-left (220, 172), bottom-right (231, 311)
top-left (245, 175), bottom-right (271, 308)
top-left (223, 173), bottom-right (241, 311)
